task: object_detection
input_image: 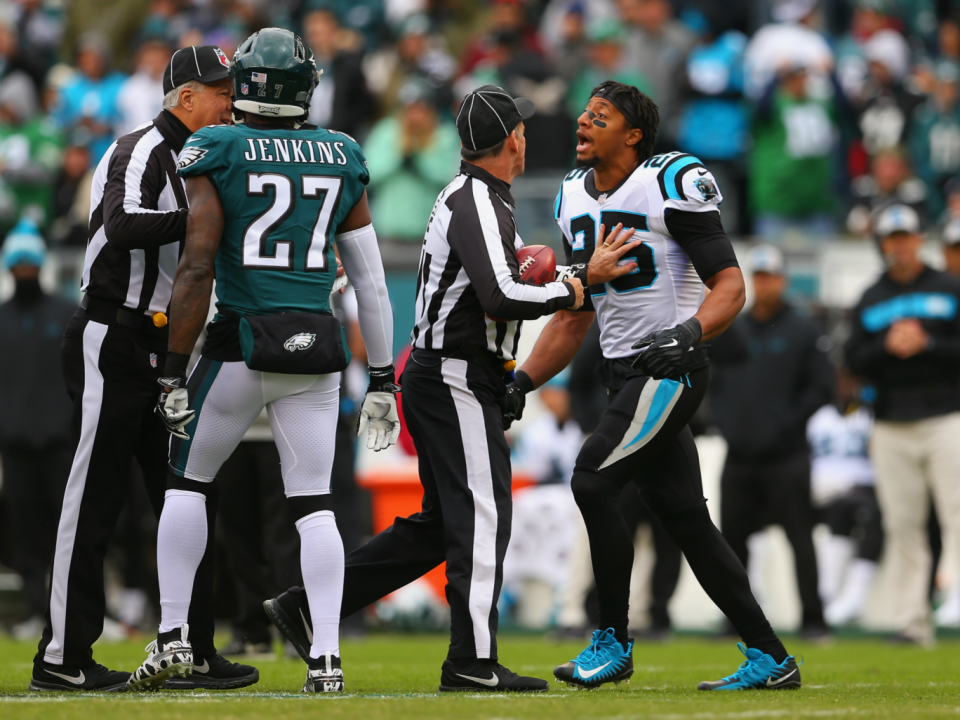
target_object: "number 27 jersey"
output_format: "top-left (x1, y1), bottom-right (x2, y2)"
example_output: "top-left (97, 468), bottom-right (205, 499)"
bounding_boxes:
top-left (555, 152), bottom-right (723, 360)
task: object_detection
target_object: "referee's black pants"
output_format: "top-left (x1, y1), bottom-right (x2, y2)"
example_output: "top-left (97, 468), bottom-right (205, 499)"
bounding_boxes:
top-left (720, 451), bottom-right (826, 629)
top-left (339, 351), bottom-right (512, 661)
top-left (37, 312), bottom-right (217, 668)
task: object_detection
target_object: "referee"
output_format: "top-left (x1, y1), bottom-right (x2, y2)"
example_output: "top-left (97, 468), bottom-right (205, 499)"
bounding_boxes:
top-left (31, 47), bottom-right (253, 692)
top-left (266, 86), bottom-right (584, 692)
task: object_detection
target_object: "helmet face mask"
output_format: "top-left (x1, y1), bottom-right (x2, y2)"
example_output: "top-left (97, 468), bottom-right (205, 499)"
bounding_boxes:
top-left (232, 27), bottom-right (320, 120)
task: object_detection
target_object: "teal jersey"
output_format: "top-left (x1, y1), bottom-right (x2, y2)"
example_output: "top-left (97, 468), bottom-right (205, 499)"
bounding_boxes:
top-left (177, 123), bottom-right (369, 317)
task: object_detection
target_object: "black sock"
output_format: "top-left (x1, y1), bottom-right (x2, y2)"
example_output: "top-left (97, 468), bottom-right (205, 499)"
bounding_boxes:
top-left (571, 470), bottom-right (633, 646)
top-left (659, 503), bottom-right (788, 664)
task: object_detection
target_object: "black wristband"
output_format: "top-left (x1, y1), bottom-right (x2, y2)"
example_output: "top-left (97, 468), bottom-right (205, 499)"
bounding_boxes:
top-left (682, 317), bottom-right (703, 344)
top-left (573, 264), bottom-right (589, 286)
top-left (368, 364), bottom-right (396, 389)
top-left (164, 351), bottom-right (190, 379)
top-left (513, 369), bottom-right (535, 394)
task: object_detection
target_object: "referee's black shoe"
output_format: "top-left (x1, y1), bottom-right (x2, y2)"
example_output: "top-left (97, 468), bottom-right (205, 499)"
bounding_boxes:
top-left (164, 653), bottom-right (260, 690)
top-left (439, 658), bottom-right (549, 693)
top-left (29, 660), bottom-right (130, 692)
top-left (263, 587), bottom-right (313, 663)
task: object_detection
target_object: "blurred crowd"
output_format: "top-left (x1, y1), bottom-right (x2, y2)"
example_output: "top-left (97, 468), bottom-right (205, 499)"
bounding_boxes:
top-left (1, 0), bottom-right (960, 648)
top-left (0, 0), bottom-right (959, 243)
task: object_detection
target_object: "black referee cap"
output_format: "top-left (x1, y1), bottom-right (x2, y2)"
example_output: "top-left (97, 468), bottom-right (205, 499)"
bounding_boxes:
top-left (456, 85), bottom-right (535, 152)
top-left (163, 45), bottom-right (232, 95)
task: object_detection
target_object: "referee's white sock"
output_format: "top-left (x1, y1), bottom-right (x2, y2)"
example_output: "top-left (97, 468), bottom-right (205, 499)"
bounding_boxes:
top-left (296, 510), bottom-right (344, 659)
top-left (157, 489), bottom-right (208, 634)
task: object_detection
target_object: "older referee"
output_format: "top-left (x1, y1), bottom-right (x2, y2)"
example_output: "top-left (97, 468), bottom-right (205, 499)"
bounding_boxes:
top-left (265, 86), bottom-right (583, 692)
top-left (31, 47), bottom-right (254, 692)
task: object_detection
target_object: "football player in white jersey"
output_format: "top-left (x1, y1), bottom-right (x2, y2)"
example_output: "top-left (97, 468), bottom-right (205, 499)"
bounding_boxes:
top-left (503, 82), bottom-right (800, 690)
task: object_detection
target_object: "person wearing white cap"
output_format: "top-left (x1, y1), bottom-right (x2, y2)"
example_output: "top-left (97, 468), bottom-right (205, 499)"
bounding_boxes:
top-left (845, 203), bottom-right (960, 645)
top-left (710, 244), bottom-right (834, 640)
top-left (0, 219), bottom-right (76, 642)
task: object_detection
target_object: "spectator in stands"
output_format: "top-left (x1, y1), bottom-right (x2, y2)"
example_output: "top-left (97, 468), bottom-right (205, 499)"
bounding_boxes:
top-left (910, 61), bottom-right (960, 219)
top-left (364, 80), bottom-right (460, 244)
top-left (116, 39), bottom-right (173, 137)
top-left (460, 0), bottom-right (543, 76)
top-left (365, 14), bottom-right (456, 118)
top-left (0, 72), bottom-right (62, 232)
top-left (847, 147), bottom-right (928, 235)
top-left (943, 219), bottom-right (960, 278)
top-left (60, 0), bottom-right (148, 72)
top-left (618, 0), bottom-right (695, 147)
top-left (0, 12), bottom-right (47, 96)
top-left (743, 0), bottom-right (833, 100)
top-left (845, 204), bottom-right (960, 645)
top-left (52, 34), bottom-right (125, 164)
top-left (808, 368), bottom-right (882, 627)
top-left (834, 0), bottom-right (896, 101)
top-left (749, 62), bottom-right (838, 239)
top-left (711, 245), bottom-right (833, 639)
top-left (676, 6), bottom-right (749, 234)
top-left (539, 1), bottom-right (591, 82)
top-left (566, 19), bottom-right (652, 122)
top-left (303, 8), bottom-right (376, 138)
top-left (48, 130), bottom-right (92, 248)
top-left (0, 219), bottom-right (75, 640)
top-left (856, 29), bottom-right (924, 157)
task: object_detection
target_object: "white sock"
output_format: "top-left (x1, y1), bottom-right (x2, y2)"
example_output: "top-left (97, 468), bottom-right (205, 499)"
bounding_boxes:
top-left (157, 489), bottom-right (208, 634)
top-left (296, 510), bottom-right (344, 659)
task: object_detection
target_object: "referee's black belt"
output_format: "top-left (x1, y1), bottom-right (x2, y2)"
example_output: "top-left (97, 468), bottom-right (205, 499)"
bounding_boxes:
top-left (81, 296), bottom-right (169, 341)
top-left (410, 348), bottom-right (507, 374)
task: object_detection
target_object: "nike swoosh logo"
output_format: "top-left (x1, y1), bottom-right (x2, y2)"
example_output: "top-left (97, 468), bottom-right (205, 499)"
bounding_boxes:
top-left (766, 668), bottom-right (797, 687)
top-left (300, 608), bottom-right (314, 645)
top-left (45, 668), bottom-right (85, 684)
top-left (577, 661), bottom-right (612, 678)
top-left (456, 672), bottom-right (500, 687)
top-left (660, 338), bottom-right (679, 348)
top-left (193, 659), bottom-right (209, 674)
top-left (697, 169), bottom-right (708, 175)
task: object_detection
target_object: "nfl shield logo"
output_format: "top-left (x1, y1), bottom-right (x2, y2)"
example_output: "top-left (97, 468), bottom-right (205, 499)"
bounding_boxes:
top-left (150, 353), bottom-right (158, 368)
top-left (241, 83), bottom-right (249, 95)
top-left (214, 47), bottom-right (230, 67)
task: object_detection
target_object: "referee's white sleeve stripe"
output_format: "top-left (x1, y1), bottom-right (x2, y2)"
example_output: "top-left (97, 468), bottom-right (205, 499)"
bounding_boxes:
top-left (122, 128), bottom-right (175, 215)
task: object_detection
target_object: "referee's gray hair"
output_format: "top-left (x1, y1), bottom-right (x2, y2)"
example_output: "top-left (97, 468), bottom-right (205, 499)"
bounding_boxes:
top-left (162, 80), bottom-right (206, 110)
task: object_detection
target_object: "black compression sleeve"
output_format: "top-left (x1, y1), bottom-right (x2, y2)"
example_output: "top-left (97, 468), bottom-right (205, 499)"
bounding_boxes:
top-left (664, 210), bottom-right (739, 282)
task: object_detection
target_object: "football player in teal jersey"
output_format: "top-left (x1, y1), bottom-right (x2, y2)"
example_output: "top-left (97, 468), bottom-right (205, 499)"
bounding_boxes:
top-left (130, 28), bottom-right (399, 694)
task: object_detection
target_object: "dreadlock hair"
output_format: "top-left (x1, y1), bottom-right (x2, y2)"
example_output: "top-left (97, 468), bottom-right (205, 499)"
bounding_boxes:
top-left (589, 80), bottom-right (659, 163)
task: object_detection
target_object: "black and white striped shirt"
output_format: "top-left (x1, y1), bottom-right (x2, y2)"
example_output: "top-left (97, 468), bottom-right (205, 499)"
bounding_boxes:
top-left (411, 161), bottom-right (575, 361)
top-left (81, 111), bottom-right (191, 315)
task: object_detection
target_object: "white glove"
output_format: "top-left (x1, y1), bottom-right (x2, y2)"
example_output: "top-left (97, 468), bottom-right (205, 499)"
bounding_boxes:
top-left (356, 390), bottom-right (400, 451)
top-left (156, 379), bottom-right (195, 440)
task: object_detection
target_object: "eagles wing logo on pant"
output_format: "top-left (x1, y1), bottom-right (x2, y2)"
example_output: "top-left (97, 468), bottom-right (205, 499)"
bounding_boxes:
top-left (284, 333), bottom-right (316, 352)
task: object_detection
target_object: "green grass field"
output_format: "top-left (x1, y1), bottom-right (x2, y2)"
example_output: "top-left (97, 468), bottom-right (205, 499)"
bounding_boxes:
top-left (1, 633), bottom-right (959, 719)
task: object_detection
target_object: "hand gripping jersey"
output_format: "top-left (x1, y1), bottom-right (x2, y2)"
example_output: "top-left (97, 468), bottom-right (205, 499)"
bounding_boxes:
top-left (176, 123), bottom-right (369, 317)
top-left (556, 152), bottom-right (726, 359)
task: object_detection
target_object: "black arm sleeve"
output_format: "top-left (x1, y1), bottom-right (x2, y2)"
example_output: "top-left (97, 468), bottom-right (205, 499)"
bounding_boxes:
top-left (664, 210), bottom-right (739, 282)
top-left (102, 137), bottom-right (187, 251)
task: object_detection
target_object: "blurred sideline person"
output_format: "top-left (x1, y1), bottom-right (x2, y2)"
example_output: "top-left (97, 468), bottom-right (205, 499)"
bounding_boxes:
top-left (266, 85), bottom-right (588, 693)
top-left (944, 219), bottom-right (960, 279)
top-left (808, 368), bottom-right (882, 627)
top-left (845, 204), bottom-right (960, 646)
top-left (30, 46), bottom-right (236, 693)
top-left (507, 81), bottom-right (800, 690)
top-left (0, 219), bottom-right (74, 639)
top-left (132, 29), bottom-right (398, 694)
top-left (710, 245), bottom-right (833, 639)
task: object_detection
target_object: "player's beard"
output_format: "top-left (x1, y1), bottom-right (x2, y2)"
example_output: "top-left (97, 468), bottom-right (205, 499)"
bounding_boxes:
top-left (575, 154), bottom-right (599, 168)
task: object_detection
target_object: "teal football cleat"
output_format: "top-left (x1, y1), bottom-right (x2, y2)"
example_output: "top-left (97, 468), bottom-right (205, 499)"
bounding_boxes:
top-left (698, 643), bottom-right (801, 690)
top-left (554, 628), bottom-right (633, 689)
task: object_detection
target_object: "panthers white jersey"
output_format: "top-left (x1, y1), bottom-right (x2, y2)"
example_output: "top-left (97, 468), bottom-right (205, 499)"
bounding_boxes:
top-left (555, 152), bottom-right (723, 359)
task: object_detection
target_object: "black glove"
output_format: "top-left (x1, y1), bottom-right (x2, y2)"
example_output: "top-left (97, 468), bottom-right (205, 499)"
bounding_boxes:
top-left (631, 318), bottom-right (703, 379)
top-left (156, 352), bottom-right (194, 439)
top-left (501, 369), bottom-right (534, 429)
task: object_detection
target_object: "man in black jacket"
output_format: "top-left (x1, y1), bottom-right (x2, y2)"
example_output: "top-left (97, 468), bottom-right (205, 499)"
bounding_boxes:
top-left (0, 220), bottom-right (75, 639)
top-left (711, 245), bottom-right (833, 638)
top-left (846, 204), bottom-right (960, 645)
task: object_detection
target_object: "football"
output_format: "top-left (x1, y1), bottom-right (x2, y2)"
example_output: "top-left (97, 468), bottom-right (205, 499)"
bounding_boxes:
top-left (516, 245), bottom-right (556, 285)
